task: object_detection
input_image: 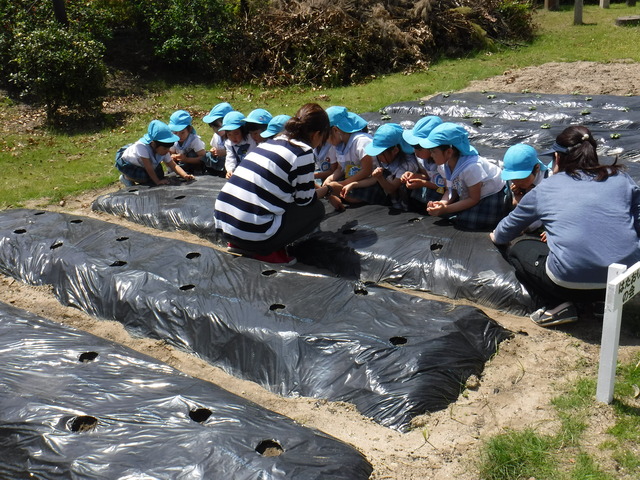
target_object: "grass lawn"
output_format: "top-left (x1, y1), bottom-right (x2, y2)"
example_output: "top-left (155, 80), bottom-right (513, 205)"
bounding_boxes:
top-left (1, 4), bottom-right (640, 209)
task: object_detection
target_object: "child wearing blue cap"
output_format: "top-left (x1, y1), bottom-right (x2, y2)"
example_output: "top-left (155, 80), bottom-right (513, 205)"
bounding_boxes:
top-left (261, 114), bottom-right (292, 140)
top-left (202, 102), bottom-right (234, 176)
top-left (218, 111), bottom-right (257, 178)
top-left (400, 115), bottom-right (446, 210)
top-left (245, 108), bottom-right (273, 145)
top-left (115, 120), bottom-right (196, 187)
top-left (323, 106), bottom-right (386, 209)
top-left (168, 110), bottom-right (207, 174)
top-left (423, 122), bottom-right (511, 231)
top-left (364, 123), bottom-right (419, 210)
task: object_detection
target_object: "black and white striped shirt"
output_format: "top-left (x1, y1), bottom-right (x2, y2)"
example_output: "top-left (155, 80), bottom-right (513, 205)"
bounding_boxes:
top-left (214, 136), bottom-right (317, 242)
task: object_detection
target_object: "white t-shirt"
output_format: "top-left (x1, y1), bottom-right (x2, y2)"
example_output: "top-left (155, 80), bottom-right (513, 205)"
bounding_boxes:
top-left (314, 142), bottom-right (337, 174)
top-left (121, 142), bottom-right (170, 168)
top-left (335, 132), bottom-right (376, 179)
top-left (224, 136), bottom-right (257, 173)
top-left (172, 132), bottom-right (205, 157)
top-left (383, 153), bottom-right (419, 181)
top-left (210, 132), bottom-right (225, 151)
top-left (449, 156), bottom-right (505, 200)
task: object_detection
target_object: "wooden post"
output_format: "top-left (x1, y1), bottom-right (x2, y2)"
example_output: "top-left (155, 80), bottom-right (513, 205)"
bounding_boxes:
top-left (600, 0), bottom-right (610, 7)
top-left (574, 0), bottom-right (584, 25)
top-left (545, 0), bottom-right (559, 10)
top-left (596, 262), bottom-right (640, 404)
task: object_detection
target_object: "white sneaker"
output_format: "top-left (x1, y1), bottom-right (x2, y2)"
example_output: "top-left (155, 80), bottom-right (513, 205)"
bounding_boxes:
top-left (530, 302), bottom-right (578, 327)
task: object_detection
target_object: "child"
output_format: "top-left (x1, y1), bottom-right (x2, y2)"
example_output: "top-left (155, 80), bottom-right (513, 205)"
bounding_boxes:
top-left (423, 122), bottom-right (511, 231)
top-left (502, 143), bottom-right (550, 234)
top-left (400, 116), bottom-right (446, 210)
top-left (323, 106), bottom-right (386, 209)
top-left (202, 102), bottom-right (234, 176)
top-left (502, 143), bottom-right (549, 206)
top-left (115, 120), bottom-right (195, 187)
top-left (491, 125), bottom-right (640, 326)
top-left (260, 114), bottom-right (292, 140)
top-left (245, 108), bottom-right (273, 145)
top-left (168, 110), bottom-right (207, 174)
top-left (364, 123), bottom-right (419, 210)
top-left (314, 138), bottom-right (338, 185)
top-left (218, 111), bottom-right (257, 178)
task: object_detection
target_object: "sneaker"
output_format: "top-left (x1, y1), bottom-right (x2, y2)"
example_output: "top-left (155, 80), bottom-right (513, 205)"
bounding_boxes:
top-left (252, 248), bottom-right (297, 265)
top-left (119, 174), bottom-right (134, 187)
top-left (530, 301), bottom-right (578, 327)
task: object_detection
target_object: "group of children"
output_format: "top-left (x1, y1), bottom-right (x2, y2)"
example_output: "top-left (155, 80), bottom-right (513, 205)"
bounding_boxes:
top-left (115, 103), bottom-right (555, 232)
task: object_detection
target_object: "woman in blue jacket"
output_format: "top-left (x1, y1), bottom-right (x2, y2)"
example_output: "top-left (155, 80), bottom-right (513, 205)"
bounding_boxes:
top-left (491, 125), bottom-right (640, 327)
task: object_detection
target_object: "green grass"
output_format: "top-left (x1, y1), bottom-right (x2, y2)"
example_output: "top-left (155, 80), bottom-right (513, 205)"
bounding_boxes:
top-left (478, 354), bottom-right (640, 480)
top-left (2, 3), bottom-right (640, 209)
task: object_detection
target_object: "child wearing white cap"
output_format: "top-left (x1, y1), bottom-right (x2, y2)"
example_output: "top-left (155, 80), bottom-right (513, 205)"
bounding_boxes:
top-left (202, 102), bottom-right (234, 175)
top-left (115, 120), bottom-right (196, 186)
top-left (364, 123), bottom-right (419, 210)
top-left (168, 110), bottom-right (207, 174)
top-left (423, 122), bottom-right (511, 231)
top-left (323, 106), bottom-right (386, 210)
top-left (218, 111), bottom-right (257, 178)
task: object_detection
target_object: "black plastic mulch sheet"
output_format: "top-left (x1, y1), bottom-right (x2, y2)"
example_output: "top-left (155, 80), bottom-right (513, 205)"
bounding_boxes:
top-left (363, 92), bottom-right (640, 181)
top-left (0, 209), bottom-right (512, 431)
top-left (92, 92), bottom-right (640, 314)
top-left (0, 302), bottom-right (373, 479)
top-left (92, 176), bottom-right (533, 314)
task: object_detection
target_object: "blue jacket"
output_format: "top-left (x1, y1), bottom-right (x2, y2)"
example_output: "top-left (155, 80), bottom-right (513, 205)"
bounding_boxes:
top-left (493, 171), bottom-right (640, 288)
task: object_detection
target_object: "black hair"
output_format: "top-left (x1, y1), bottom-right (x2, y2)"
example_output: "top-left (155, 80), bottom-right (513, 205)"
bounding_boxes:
top-left (284, 103), bottom-right (330, 145)
top-left (555, 125), bottom-right (623, 181)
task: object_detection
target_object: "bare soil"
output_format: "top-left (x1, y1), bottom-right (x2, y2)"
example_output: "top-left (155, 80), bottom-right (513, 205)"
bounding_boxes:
top-left (3, 61), bottom-right (640, 479)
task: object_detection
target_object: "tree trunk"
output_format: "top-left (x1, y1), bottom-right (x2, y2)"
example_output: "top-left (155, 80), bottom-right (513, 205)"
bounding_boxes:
top-left (52, 0), bottom-right (68, 27)
top-left (574, 0), bottom-right (583, 25)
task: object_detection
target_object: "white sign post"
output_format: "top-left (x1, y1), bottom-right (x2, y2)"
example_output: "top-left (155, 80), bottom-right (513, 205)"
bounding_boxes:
top-left (596, 262), bottom-right (640, 403)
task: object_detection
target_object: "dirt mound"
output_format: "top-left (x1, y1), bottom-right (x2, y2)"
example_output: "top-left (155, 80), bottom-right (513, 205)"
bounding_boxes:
top-left (460, 60), bottom-right (640, 96)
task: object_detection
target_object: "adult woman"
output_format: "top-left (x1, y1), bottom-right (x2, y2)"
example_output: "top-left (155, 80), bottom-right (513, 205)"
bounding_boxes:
top-left (214, 103), bottom-right (332, 264)
top-left (491, 126), bottom-right (640, 326)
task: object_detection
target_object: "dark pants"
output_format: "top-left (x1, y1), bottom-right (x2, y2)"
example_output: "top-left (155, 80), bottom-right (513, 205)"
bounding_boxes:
top-left (507, 238), bottom-right (605, 308)
top-left (225, 199), bottom-right (325, 255)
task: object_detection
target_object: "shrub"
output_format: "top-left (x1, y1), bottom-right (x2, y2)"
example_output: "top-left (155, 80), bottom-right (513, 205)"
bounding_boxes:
top-left (9, 25), bottom-right (107, 120)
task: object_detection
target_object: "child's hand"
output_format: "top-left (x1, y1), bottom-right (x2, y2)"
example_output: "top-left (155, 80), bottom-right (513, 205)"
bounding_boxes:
top-left (540, 231), bottom-right (547, 243)
top-left (405, 178), bottom-right (425, 190)
top-left (372, 167), bottom-right (384, 178)
top-left (400, 171), bottom-right (414, 183)
top-left (341, 182), bottom-right (356, 198)
top-left (157, 178), bottom-right (170, 185)
top-left (182, 174), bottom-right (195, 181)
top-left (426, 201), bottom-right (446, 217)
top-left (171, 153), bottom-right (185, 163)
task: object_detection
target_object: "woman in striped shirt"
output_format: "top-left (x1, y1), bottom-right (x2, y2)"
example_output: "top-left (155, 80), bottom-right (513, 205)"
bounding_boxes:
top-left (214, 103), bottom-right (332, 264)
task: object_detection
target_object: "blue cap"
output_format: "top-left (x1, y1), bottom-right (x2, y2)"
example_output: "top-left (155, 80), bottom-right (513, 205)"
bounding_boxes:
top-left (245, 108), bottom-right (273, 125)
top-left (203, 102), bottom-right (234, 124)
top-left (539, 141), bottom-right (570, 157)
top-left (260, 114), bottom-right (292, 138)
top-left (326, 106), bottom-right (369, 134)
top-left (502, 144), bottom-right (548, 180)
top-left (168, 110), bottom-right (193, 133)
top-left (365, 123), bottom-right (414, 157)
top-left (218, 111), bottom-right (246, 131)
top-left (139, 120), bottom-right (180, 144)
top-left (402, 116), bottom-right (443, 145)
top-left (420, 122), bottom-right (477, 156)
